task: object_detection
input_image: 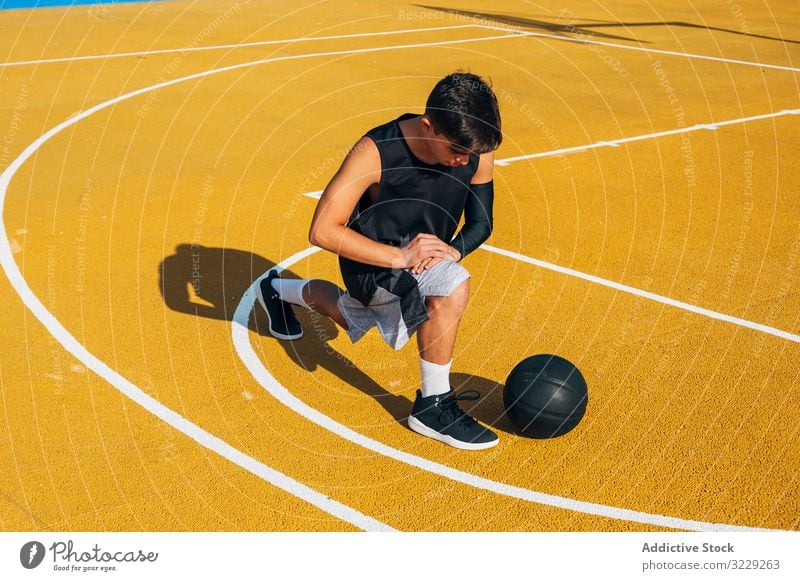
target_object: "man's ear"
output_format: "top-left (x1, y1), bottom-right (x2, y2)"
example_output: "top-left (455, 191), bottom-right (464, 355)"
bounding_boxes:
top-left (420, 114), bottom-right (435, 135)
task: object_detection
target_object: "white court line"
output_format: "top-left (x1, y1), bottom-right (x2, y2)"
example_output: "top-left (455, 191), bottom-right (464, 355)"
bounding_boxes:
top-left (0, 168), bottom-right (392, 530)
top-left (483, 245), bottom-right (800, 344)
top-left (0, 18), bottom-right (786, 531)
top-left (302, 105), bottom-right (799, 346)
top-left (234, 247), bottom-right (774, 531)
top-left (0, 26), bottom-right (538, 532)
top-left (495, 108), bottom-right (800, 165)
top-left (305, 179), bottom-right (800, 342)
top-left (0, 241), bottom-right (390, 530)
top-left (475, 23), bottom-right (800, 73)
top-left (0, 24), bottom-right (496, 68)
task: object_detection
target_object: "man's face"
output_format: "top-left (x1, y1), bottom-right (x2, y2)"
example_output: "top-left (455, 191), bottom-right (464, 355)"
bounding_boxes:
top-left (421, 116), bottom-right (471, 167)
top-left (430, 136), bottom-right (471, 168)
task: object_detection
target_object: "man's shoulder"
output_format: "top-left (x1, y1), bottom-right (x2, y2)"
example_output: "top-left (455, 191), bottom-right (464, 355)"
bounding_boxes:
top-left (365, 114), bottom-right (399, 139)
top-left (365, 113), bottom-right (419, 139)
top-left (344, 134), bottom-right (381, 168)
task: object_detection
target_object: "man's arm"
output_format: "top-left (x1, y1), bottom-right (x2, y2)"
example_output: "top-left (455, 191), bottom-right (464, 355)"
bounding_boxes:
top-left (309, 136), bottom-right (454, 270)
top-left (409, 152), bottom-right (495, 275)
top-left (446, 151), bottom-right (495, 263)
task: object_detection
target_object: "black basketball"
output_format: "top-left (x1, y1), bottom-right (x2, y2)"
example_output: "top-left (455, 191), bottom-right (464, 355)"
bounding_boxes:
top-left (503, 354), bottom-right (588, 438)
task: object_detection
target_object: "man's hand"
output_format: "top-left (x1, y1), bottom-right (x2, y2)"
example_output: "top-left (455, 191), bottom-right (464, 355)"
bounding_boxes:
top-left (401, 234), bottom-right (461, 275)
top-left (411, 247), bottom-right (461, 275)
top-left (392, 233), bottom-right (456, 272)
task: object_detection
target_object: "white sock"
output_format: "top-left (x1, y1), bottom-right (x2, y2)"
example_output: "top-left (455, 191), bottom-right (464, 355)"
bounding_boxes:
top-left (270, 277), bottom-right (310, 309)
top-left (420, 358), bottom-right (452, 398)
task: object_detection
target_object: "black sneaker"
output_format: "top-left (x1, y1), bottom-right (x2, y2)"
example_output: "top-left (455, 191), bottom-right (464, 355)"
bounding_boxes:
top-left (408, 389), bottom-right (499, 450)
top-left (255, 270), bottom-right (303, 340)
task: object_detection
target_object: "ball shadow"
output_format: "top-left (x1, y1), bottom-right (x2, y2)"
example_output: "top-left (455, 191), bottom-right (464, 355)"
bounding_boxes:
top-left (450, 372), bottom-right (517, 435)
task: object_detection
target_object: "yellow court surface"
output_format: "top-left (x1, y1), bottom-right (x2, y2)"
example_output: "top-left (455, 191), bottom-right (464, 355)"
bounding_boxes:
top-left (0, 0), bottom-right (798, 533)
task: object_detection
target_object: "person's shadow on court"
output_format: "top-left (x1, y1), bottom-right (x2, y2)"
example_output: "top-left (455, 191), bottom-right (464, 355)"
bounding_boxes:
top-left (158, 243), bottom-right (417, 423)
top-left (158, 243), bottom-right (513, 432)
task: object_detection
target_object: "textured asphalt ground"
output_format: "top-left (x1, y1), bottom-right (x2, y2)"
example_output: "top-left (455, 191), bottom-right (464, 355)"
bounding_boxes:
top-left (0, 0), bottom-right (798, 531)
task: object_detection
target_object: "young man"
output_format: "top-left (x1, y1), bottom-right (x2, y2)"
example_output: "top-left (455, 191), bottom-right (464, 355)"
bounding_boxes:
top-left (257, 72), bottom-right (502, 450)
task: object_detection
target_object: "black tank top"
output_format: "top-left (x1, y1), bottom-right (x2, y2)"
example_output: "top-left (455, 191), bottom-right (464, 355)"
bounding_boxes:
top-left (340, 113), bottom-right (480, 279)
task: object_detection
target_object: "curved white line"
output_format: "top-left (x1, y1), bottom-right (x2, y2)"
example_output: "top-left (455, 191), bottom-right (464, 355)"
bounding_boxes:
top-left (0, 47), bottom-right (465, 534)
top-left (234, 247), bottom-right (774, 532)
top-left (0, 239), bottom-right (391, 531)
top-left (0, 23), bottom-right (783, 532)
top-left (0, 24), bottom-right (483, 68)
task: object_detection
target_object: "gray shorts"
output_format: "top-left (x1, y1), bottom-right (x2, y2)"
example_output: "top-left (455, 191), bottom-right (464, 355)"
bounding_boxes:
top-left (337, 259), bottom-right (470, 350)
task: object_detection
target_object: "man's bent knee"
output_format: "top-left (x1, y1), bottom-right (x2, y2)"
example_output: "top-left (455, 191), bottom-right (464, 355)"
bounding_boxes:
top-left (427, 278), bottom-right (470, 314)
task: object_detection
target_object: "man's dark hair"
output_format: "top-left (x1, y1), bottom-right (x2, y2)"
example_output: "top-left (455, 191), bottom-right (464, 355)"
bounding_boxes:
top-left (425, 72), bottom-right (502, 154)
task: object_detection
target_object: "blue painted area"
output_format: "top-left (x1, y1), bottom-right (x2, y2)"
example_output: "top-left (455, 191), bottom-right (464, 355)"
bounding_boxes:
top-left (1, 0), bottom-right (159, 9)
